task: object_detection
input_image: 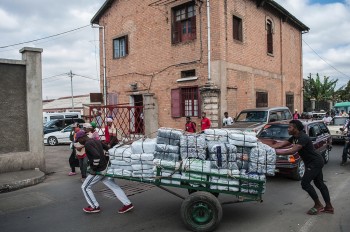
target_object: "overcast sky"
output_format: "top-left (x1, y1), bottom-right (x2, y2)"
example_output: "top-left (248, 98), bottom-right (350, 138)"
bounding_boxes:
top-left (0, 0), bottom-right (349, 100)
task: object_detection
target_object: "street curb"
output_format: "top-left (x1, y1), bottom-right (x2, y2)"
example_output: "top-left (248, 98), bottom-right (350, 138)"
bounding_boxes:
top-left (0, 170), bottom-right (46, 193)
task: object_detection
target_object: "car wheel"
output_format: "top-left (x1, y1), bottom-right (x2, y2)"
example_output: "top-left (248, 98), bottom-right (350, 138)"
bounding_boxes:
top-left (48, 136), bottom-right (58, 146)
top-left (291, 159), bottom-right (305, 181)
top-left (323, 149), bottom-right (330, 164)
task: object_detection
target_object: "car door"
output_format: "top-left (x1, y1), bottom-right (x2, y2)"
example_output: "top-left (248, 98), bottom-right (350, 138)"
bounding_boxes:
top-left (58, 126), bottom-right (73, 143)
top-left (308, 123), bottom-right (323, 154)
top-left (318, 122), bottom-right (331, 152)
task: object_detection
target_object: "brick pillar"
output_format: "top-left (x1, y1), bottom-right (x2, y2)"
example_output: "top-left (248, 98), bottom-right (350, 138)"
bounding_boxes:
top-left (143, 93), bottom-right (159, 138)
top-left (200, 82), bottom-right (221, 128)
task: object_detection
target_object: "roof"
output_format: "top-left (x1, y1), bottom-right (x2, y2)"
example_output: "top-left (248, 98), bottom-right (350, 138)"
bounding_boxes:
top-left (43, 95), bottom-right (90, 110)
top-left (334, 102), bottom-right (350, 107)
top-left (91, 0), bottom-right (309, 32)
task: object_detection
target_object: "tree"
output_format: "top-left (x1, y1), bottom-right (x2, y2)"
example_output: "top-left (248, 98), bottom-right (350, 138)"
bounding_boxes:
top-left (303, 73), bottom-right (338, 111)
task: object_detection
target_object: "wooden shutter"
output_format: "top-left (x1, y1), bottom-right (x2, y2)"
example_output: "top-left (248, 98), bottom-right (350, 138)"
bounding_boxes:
top-left (191, 15), bottom-right (196, 39)
top-left (125, 35), bottom-right (129, 55)
top-left (171, 88), bottom-right (181, 117)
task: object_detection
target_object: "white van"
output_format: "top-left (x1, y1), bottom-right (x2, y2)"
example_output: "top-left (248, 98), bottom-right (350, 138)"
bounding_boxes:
top-left (43, 112), bottom-right (81, 124)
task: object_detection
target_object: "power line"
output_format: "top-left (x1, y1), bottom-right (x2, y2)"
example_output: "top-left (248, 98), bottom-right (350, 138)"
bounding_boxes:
top-left (0, 25), bottom-right (90, 49)
top-left (303, 39), bottom-right (350, 80)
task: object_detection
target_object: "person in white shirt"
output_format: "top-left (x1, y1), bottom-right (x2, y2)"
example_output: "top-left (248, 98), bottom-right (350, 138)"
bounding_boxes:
top-left (322, 113), bottom-right (332, 125)
top-left (222, 112), bottom-right (234, 126)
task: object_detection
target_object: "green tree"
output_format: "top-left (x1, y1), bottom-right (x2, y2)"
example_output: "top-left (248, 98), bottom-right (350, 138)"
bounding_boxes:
top-left (303, 73), bottom-right (338, 101)
top-left (334, 81), bottom-right (350, 101)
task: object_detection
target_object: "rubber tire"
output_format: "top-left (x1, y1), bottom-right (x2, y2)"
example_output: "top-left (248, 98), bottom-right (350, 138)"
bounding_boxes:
top-left (181, 191), bottom-right (222, 232)
top-left (188, 189), bottom-right (219, 198)
top-left (48, 136), bottom-right (58, 146)
top-left (323, 149), bottom-right (330, 164)
top-left (291, 159), bottom-right (305, 181)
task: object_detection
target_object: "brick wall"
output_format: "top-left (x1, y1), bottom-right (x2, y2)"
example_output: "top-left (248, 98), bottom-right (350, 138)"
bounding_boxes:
top-left (96, 0), bottom-right (306, 131)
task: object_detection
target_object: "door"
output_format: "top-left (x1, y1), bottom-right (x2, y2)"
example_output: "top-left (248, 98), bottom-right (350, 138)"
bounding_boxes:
top-left (131, 95), bottom-right (144, 134)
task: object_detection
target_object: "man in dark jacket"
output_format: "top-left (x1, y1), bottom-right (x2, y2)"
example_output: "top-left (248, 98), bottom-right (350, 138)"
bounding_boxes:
top-left (272, 120), bottom-right (334, 215)
top-left (76, 131), bottom-right (133, 214)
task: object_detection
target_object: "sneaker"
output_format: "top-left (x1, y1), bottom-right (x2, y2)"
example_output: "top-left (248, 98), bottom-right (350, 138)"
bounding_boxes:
top-left (83, 206), bottom-right (100, 213)
top-left (118, 204), bottom-right (134, 214)
top-left (68, 172), bottom-right (76, 176)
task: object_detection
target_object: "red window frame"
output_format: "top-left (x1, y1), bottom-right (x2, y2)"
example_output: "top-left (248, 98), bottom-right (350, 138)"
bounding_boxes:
top-left (171, 87), bottom-right (200, 118)
top-left (172, 2), bottom-right (196, 44)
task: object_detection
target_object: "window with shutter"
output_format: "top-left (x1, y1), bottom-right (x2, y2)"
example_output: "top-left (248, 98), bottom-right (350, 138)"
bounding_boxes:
top-left (171, 87), bottom-right (200, 117)
top-left (256, 92), bottom-right (268, 107)
top-left (286, 94), bottom-right (294, 113)
top-left (171, 2), bottom-right (196, 44)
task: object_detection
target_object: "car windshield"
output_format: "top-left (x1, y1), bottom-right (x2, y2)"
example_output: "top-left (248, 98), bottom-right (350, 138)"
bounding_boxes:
top-left (235, 111), bottom-right (268, 122)
top-left (333, 117), bottom-right (347, 126)
top-left (257, 124), bottom-right (291, 140)
top-left (44, 120), bottom-right (56, 127)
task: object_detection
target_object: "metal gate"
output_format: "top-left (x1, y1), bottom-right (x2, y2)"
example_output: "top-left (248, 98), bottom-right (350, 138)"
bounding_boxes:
top-left (88, 104), bottom-right (144, 142)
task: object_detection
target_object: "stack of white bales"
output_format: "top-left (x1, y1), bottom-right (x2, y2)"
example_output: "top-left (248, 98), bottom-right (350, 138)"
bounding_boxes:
top-left (107, 145), bottom-right (133, 177)
top-left (154, 128), bottom-right (183, 185)
top-left (180, 134), bottom-right (206, 160)
top-left (130, 138), bottom-right (157, 180)
top-left (181, 158), bottom-right (211, 187)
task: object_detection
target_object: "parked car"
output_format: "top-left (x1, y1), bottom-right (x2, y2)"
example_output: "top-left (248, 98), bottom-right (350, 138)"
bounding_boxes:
top-left (328, 116), bottom-right (348, 143)
top-left (43, 118), bottom-right (85, 134)
top-left (312, 111), bottom-right (326, 120)
top-left (225, 107), bottom-right (292, 133)
top-left (257, 120), bottom-right (332, 180)
top-left (44, 124), bottom-right (105, 146)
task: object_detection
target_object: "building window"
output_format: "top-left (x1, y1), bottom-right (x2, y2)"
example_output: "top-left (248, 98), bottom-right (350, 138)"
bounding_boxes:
top-left (256, 91), bottom-right (268, 107)
top-left (181, 69), bottom-right (196, 78)
top-left (233, 15), bottom-right (243, 42)
top-left (266, 20), bottom-right (273, 54)
top-left (171, 87), bottom-right (200, 117)
top-left (172, 2), bottom-right (196, 44)
top-left (286, 94), bottom-right (294, 113)
top-left (113, 35), bottom-right (128, 58)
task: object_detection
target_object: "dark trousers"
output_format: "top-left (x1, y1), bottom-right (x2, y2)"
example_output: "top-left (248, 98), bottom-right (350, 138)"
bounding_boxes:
top-left (342, 141), bottom-right (350, 163)
top-left (78, 156), bottom-right (89, 178)
top-left (301, 164), bottom-right (330, 203)
top-left (69, 149), bottom-right (79, 172)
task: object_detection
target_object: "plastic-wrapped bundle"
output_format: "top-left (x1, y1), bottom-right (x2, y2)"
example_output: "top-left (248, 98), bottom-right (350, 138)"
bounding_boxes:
top-left (180, 134), bottom-right (206, 147)
top-left (154, 144), bottom-right (180, 161)
top-left (110, 159), bottom-right (133, 171)
top-left (108, 145), bottom-right (132, 162)
top-left (180, 134), bottom-right (207, 160)
top-left (160, 173), bottom-right (181, 185)
top-left (182, 158), bottom-right (211, 173)
top-left (131, 164), bottom-right (153, 171)
top-left (180, 147), bottom-right (206, 160)
top-left (204, 129), bottom-right (234, 142)
top-left (207, 141), bottom-right (228, 154)
top-left (131, 138), bottom-right (157, 154)
top-left (209, 169), bottom-right (240, 192)
top-left (228, 132), bottom-right (258, 147)
top-left (130, 153), bottom-right (154, 165)
top-left (248, 142), bottom-right (276, 175)
top-left (156, 128), bottom-right (183, 146)
top-left (107, 168), bottom-right (132, 177)
top-left (153, 159), bottom-right (181, 170)
top-left (240, 172), bottom-right (266, 194)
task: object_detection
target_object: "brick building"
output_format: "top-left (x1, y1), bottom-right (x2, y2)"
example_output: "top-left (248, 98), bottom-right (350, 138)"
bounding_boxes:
top-left (91, 0), bottom-right (309, 132)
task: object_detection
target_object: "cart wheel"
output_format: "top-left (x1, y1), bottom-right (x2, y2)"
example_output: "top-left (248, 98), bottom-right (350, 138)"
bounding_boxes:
top-left (181, 191), bottom-right (222, 232)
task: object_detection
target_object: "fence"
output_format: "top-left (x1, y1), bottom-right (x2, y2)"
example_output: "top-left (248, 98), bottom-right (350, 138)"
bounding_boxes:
top-left (88, 104), bottom-right (144, 142)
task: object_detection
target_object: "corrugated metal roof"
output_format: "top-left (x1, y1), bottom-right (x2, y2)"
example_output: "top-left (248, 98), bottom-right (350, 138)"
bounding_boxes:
top-left (43, 95), bottom-right (90, 110)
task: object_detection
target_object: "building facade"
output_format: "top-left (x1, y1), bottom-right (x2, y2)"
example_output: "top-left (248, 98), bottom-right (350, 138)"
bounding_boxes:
top-left (91, 0), bottom-right (309, 131)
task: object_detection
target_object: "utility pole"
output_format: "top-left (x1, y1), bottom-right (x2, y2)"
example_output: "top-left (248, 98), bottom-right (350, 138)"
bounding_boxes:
top-left (69, 70), bottom-right (74, 110)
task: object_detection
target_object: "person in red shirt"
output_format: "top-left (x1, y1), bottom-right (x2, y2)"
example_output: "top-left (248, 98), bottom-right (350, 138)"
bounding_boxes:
top-left (185, 117), bottom-right (196, 133)
top-left (200, 112), bottom-right (211, 132)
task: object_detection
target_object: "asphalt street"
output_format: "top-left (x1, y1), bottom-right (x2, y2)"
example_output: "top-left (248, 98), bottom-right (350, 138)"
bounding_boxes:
top-left (0, 144), bottom-right (349, 232)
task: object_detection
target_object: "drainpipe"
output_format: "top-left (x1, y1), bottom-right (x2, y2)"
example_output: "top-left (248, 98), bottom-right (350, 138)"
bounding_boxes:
top-left (207, 0), bottom-right (211, 81)
top-left (92, 24), bottom-right (107, 106)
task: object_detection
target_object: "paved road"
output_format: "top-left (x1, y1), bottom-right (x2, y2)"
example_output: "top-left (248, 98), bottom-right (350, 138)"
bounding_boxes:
top-left (0, 144), bottom-right (349, 232)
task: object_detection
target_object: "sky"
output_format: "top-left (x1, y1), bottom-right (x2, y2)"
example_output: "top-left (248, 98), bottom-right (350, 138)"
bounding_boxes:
top-left (0, 0), bottom-right (349, 99)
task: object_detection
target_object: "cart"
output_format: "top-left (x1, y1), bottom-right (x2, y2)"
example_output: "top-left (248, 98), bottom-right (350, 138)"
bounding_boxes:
top-left (98, 164), bottom-right (265, 232)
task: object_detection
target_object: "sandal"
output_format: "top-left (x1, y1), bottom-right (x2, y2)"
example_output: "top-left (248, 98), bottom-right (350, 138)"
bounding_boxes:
top-left (320, 208), bottom-right (334, 214)
top-left (307, 207), bottom-right (323, 215)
